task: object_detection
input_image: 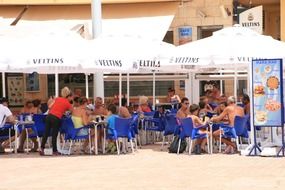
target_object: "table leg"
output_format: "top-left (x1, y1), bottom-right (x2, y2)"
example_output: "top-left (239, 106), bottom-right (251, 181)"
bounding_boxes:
top-left (94, 124), bottom-right (98, 155)
top-left (210, 124), bottom-right (213, 154)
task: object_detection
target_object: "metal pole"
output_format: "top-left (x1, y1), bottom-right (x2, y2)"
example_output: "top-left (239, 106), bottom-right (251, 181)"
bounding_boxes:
top-left (55, 73), bottom-right (59, 97)
top-left (2, 72), bottom-right (5, 97)
top-left (91, 0), bottom-right (104, 101)
top-left (119, 73), bottom-right (122, 107)
top-left (127, 73), bottom-right (130, 106)
top-left (85, 74), bottom-right (89, 98)
top-left (152, 72), bottom-right (156, 110)
top-left (234, 63), bottom-right (238, 101)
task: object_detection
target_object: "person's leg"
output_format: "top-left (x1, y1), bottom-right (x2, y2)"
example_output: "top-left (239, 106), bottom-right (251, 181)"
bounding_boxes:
top-left (17, 130), bottom-right (27, 152)
top-left (51, 117), bottom-right (61, 153)
top-left (41, 115), bottom-right (52, 150)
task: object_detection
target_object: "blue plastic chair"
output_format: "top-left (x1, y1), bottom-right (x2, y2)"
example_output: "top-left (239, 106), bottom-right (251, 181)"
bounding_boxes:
top-left (218, 116), bottom-right (246, 152)
top-left (107, 117), bottom-right (133, 155)
top-left (31, 114), bottom-right (48, 150)
top-left (160, 114), bottom-right (178, 150)
top-left (130, 114), bottom-right (141, 149)
top-left (178, 117), bottom-right (209, 155)
top-left (61, 117), bottom-right (91, 155)
top-left (0, 123), bottom-right (14, 151)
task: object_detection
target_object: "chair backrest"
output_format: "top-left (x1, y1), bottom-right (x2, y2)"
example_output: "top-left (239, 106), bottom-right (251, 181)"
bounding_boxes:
top-left (180, 117), bottom-right (194, 139)
top-left (33, 114), bottom-right (47, 137)
top-left (234, 115), bottom-right (249, 137)
top-left (130, 114), bottom-right (139, 135)
top-left (143, 111), bottom-right (155, 117)
top-left (164, 114), bottom-right (177, 136)
top-left (114, 117), bottom-right (132, 138)
top-left (62, 117), bottom-right (77, 139)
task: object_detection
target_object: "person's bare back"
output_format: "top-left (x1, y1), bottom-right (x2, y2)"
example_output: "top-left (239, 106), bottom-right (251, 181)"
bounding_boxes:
top-left (225, 105), bottom-right (244, 126)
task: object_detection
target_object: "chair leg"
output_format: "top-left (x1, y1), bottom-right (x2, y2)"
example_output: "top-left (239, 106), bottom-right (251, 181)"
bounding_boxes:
top-left (219, 130), bottom-right (222, 153)
top-left (9, 129), bottom-right (12, 152)
top-left (130, 139), bottom-right (134, 153)
top-left (89, 129), bottom-right (92, 155)
top-left (26, 128), bottom-right (29, 153)
top-left (69, 141), bottom-right (73, 155)
top-left (207, 135), bottom-right (210, 154)
top-left (189, 139), bottom-right (193, 155)
top-left (236, 137), bottom-right (240, 151)
top-left (102, 128), bottom-right (106, 154)
top-left (177, 139), bottom-right (181, 155)
top-left (116, 140), bottom-right (120, 155)
top-left (161, 136), bottom-right (165, 151)
top-left (137, 134), bottom-right (142, 149)
top-left (134, 138), bottom-right (138, 151)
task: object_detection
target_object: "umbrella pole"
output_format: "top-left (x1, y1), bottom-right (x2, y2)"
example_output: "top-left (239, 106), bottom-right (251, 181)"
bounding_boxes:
top-left (152, 72), bottom-right (156, 110)
top-left (119, 73), bottom-right (122, 107)
top-left (127, 73), bottom-right (130, 106)
top-left (55, 73), bottom-right (59, 97)
top-left (2, 72), bottom-right (5, 97)
top-left (85, 74), bottom-right (89, 98)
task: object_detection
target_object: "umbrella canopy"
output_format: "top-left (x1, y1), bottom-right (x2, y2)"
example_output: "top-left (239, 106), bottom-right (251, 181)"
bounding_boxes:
top-left (168, 25), bottom-right (285, 72)
top-left (81, 35), bottom-right (175, 73)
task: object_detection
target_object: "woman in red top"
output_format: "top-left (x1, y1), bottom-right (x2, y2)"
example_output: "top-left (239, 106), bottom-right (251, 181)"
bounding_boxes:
top-left (40, 87), bottom-right (73, 155)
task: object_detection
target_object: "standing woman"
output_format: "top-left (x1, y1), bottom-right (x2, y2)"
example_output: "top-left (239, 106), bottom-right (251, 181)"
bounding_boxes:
top-left (40, 87), bottom-right (73, 155)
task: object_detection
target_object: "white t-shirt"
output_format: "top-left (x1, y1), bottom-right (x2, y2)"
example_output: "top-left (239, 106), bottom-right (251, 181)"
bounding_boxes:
top-left (0, 104), bottom-right (12, 128)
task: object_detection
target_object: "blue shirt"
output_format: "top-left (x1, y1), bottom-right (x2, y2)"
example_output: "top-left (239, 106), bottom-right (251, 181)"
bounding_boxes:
top-left (107, 114), bottom-right (118, 135)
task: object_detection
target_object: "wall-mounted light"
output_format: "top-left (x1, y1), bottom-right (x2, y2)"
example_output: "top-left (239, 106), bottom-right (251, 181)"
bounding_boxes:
top-left (197, 10), bottom-right (207, 18)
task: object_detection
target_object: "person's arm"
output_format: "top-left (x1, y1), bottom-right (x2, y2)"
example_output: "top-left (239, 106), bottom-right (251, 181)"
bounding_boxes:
top-left (194, 116), bottom-right (205, 127)
top-left (176, 95), bottom-right (181, 103)
top-left (211, 107), bottom-right (229, 123)
top-left (4, 107), bottom-right (16, 124)
top-left (206, 104), bottom-right (213, 111)
top-left (176, 110), bottom-right (185, 119)
top-left (82, 110), bottom-right (90, 126)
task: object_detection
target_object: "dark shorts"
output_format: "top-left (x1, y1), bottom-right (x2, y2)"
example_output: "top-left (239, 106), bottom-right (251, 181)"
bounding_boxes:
top-left (0, 128), bottom-right (15, 137)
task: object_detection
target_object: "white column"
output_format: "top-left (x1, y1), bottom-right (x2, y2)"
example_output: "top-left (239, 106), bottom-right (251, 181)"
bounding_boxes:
top-left (55, 73), bottom-right (59, 97)
top-left (220, 72), bottom-right (223, 95)
top-left (192, 73), bottom-right (200, 104)
top-left (119, 73), bottom-right (122, 107)
top-left (185, 73), bottom-right (191, 102)
top-left (85, 74), bottom-right (89, 98)
top-left (91, 0), bottom-right (104, 101)
top-left (152, 72), bottom-right (156, 110)
top-left (234, 63), bottom-right (238, 100)
top-left (127, 73), bottom-right (130, 106)
top-left (2, 72), bottom-right (5, 97)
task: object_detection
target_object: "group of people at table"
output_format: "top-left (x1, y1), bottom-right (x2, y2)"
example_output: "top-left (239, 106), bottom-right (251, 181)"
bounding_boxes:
top-left (0, 86), bottom-right (251, 155)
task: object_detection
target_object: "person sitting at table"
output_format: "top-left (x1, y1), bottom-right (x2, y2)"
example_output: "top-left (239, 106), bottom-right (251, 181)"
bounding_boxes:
top-left (200, 96), bottom-right (213, 111)
top-left (176, 97), bottom-right (190, 119)
top-left (242, 94), bottom-right (250, 115)
top-left (17, 100), bottom-right (42, 153)
top-left (188, 104), bottom-right (210, 153)
top-left (0, 97), bottom-right (16, 154)
top-left (214, 102), bottom-right (227, 115)
top-left (106, 104), bottom-right (118, 153)
top-left (198, 101), bottom-right (208, 118)
top-left (166, 87), bottom-right (181, 105)
top-left (39, 86), bottom-right (73, 156)
top-left (93, 97), bottom-right (108, 116)
top-left (119, 98), bottom-right (131, 118)
top-left (71, 97), bottom-right (91, 153)
top-left (210, 96), bottom-right (244, 154)
top-left (137, 96), bottom-right (151, 113)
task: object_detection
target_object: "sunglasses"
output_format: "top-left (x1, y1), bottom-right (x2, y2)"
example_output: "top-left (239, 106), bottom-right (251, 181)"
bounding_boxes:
top-left (184, 102), bottom-right (190, 105)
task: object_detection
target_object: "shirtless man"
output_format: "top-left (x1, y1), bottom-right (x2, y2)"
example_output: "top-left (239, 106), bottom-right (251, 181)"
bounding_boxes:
top-left (93, 97), bottom-right (108, 116)
top-left (210, 96), bottom-right (244, 153)
top-left (176, 97), bottom-right (190, 119)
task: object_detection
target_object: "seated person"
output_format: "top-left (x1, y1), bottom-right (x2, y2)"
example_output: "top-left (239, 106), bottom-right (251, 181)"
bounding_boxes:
top-left (18, 100), bottom-right (42, 153)
top-left (106, 104), bottom-right (118, 136)
top-left (210, 96), bottom-right (244, 154)
top-left (137, 96), bottom-right (151, 113)
top-left (71, 97), bottom-right (91, 153)
top-left (32, 99), bottom-right (42, 114)
top-left (200, 96), bottom-right (213, 111)
top-left (166, 88), bottom-right (181, 105)
top-left (0, 97), bottom-right (16, 153)
top-left (93, 97), bottom-right (108, 117)
top-left (188, 104), bottom-right (210, 153)
top-left (176, 97), bottom-right (190, 119)
top-left (214, 102), bottom-right (229, 122)
top-left (119, 98), bottom-right (131, 118)
top-left (242, 94), bottom-right (250, 115)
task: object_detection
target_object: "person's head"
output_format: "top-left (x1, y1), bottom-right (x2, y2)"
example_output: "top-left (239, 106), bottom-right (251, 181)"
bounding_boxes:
top-left (227, 96), bottom-right (236, 105)
top-left (25, 100), bottom-right (34, 109)
top-left (168, 87), bottom-right (175, 96)
top-left (0, 97), bottom-right (9, 107)
top-left (200, 96), bottom-right (209, 104)
top-left (78, 97), bottom-right (88, 106)
top-left (107, 104), bottom-right (117, 115)
top-left (190, 104), bottom-right (199, 115)
top-left (242, 94), bottom-right (250, 105)
top-left (198, 101), bottom-right (206, 109)
top-left (180, 97), bottom-right (189, 109)
top-left (73, 96), bottom-right (80, 107)
top-left (61, 86), bottom-right (73, 101)
top-left (219, 102), bottom-right (227, 111)
top-left (95, 97), bottom-right (103, 108)
top-left (121, 97), bottom-right (127, 107)
top-left (139, 96), bottom-right (148, 106)
top-left (32, 99), bottom-right (41, 108)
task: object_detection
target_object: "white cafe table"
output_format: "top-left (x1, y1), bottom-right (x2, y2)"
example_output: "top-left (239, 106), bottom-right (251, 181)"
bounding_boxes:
top-left (14, 120), bottom-right (35, 153)
top-left (90, 120), bottom-right (107, 155)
